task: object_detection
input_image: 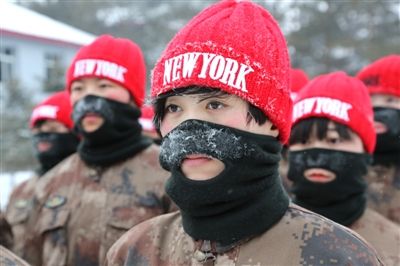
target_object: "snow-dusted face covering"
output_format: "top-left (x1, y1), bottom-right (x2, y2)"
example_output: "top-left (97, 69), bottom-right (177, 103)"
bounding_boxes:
top-left (72, 95), bottom-right (151, 166)
top-left (373, 107), bottom-right (400, 154)
top-left (33, 132), bottom-right (79, 175)
top-left (160, 119), bottom-right (289, 245)
top-left (288, 148), bottom-right (371, 226)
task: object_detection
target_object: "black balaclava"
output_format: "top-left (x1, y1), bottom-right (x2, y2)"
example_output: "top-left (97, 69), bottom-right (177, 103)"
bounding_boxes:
top-left (160, 119), bottom-right (289, 246)
top-left (33, 132), bottom-right (79, 175)
top-left (72, 95), bottom-right (152, 167)
top-left (373, 107), bottom-right (400, 165)
top-left (288, 148), bottom-right (372, 226)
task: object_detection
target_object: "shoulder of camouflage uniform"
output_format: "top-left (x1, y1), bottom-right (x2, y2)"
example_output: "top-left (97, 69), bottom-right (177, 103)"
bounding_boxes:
top-left (0, 245), bottom-right (31, 266)
top-left (287, 204), bottom-right (384, 264)
top-left (34, 153), bottom-right (80, 204)
top-left (107, 211), bottom-right (181, 264)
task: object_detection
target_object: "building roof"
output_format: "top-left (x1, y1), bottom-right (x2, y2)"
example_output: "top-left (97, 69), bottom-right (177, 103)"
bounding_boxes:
top-left (0, 1), bottom-right (96, 47)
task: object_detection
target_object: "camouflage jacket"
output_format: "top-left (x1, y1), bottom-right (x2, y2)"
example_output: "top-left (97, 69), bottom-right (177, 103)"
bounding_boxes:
top-left (350, 208), bottom-right (400, 266)
top-left (24, 145), bottom-right (172, 266)
top-left (366, 163), bottom-right (400, 224)
top-left (106, 204), bottom-right (384, 266)
top-left (0, 246), bottom-right (31, 266)
top-left (5, 175), bottom-right (39, 258)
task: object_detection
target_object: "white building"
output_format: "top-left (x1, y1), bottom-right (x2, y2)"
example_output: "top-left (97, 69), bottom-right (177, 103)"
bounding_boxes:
top-left (0, 1), bottom-right (96, 99)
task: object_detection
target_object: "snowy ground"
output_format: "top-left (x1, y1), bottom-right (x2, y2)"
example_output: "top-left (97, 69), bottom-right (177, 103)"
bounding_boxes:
top-left (0, 171), bottom-right (33, 211)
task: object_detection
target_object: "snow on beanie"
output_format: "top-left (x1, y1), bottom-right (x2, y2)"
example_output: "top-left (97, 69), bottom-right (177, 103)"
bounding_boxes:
top-left (356, 54), bottom-right (400, 97)
top-left (66, 34), bottom-right (146, 107)
top-left (151, 0), bottom-right (292, 143)
top-left (30, 91), bottom-right (74, 129)
top-left (290, 68), bottom-right (309, 100)
top-left (292, 71), bottom-right (376, 154)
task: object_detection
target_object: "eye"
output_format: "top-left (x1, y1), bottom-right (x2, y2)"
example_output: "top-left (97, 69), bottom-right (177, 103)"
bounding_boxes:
top-left (327, 136), bottom-right (340, 144)
top-left (386, 97), bottom-right (396, 103)
top-left (99, 81), bottom-right (112, 89)
top-left (206, 101), bottom-right (225, 110)
top-left (71, 85), bottom-right (83, 92)
top-left (165, 104), bottom-right (181, 113)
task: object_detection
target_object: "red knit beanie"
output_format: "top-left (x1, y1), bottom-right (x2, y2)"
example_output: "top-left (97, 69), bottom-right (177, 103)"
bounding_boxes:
top-left (66, 34), bottom-right (146, 107)
top-left (139, 105), bottom-right (156, 133)
top-left (30, 91), bottom-right (74, 129)
top-left (356, 54), bottom-right (400, 97)
top-left (292, 71), bottom-right (376, 154)
top-left (151, 0), bottom-right (291, 143)
top-left (290, 68), bottom-right (309, 100)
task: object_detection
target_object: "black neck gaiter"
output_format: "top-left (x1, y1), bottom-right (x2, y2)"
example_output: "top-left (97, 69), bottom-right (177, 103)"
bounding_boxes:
top-left (160, 120), bottom-right (289, 246)
top-left (288, 148), bottom-right (371, 226)
top-left (373, 107), bottom-right (400, 165)
top-left (33, 132), bottom-right (79, 175)
top-left (72, 95), bottom-right (152, 167)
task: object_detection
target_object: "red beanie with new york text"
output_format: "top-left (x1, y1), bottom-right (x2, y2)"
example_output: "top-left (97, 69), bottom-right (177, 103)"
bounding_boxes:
top-left (151, 0), bottom-right (292, 143)
top-left (66, 34), bottom-right (146, 107)
top-left (30, 91), bottom-right (74, 129)
top-left (292, 71), bottom-right (376, 154)
top-left (356, 54), bottom-right (400, 97)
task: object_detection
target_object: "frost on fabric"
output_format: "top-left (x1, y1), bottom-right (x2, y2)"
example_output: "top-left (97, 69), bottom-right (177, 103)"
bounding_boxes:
top-left (72, 95), bottom-right (114, 123)
top-left (159, 120), bottom-right (255, 170)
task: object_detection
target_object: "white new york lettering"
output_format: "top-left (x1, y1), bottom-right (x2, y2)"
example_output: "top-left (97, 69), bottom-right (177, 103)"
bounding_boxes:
top-left (172, 55), bottom-right (182, 81)
top-left (198, 53), bottom-right (216, 78)
top-left (209, 55), bottom-right (226, 80)
top-left (73, 61), bottom-right (85, 77)
top-left (84, 60), bottom-right (96, 75)
top-left (338, 102), bottom-right (352, 121)
top-left (163, 58), bottom-right (173, 85)
top-left (219, 58), bottom-right (239, 87)
top-left (182, 53), bottom-right (200, 78)
top-left (234, 63), bottom-right (253, 92)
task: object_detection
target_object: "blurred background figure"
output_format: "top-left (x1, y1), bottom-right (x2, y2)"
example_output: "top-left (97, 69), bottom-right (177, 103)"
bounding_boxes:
top-left (5, 91), bottom-right (78, 258)
top-left (357, 54), bottom-right (400, 225)
top-left (288, 71), bottom-right (400, 265)
top-left (139, 104), bottom-right (161, 145)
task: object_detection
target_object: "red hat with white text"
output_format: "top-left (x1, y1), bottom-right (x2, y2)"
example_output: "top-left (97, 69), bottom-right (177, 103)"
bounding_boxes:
top-left (292, 71), bottom-right (376, 153)
top-left (356, 54), bottom-right (400, 97)
top-left (139, 105), bottom-right (156, 133)
top-left (66, 34), bottom-right (146, 107)
top-left (151, 0), bottom-right (292, 143)
top-left (30, 91), bottom-right (74, 129)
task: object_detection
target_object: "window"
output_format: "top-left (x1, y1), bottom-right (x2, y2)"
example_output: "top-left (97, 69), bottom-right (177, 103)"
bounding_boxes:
top-left (44, 53), bottom-right (65, 92)
top-left (0, 46), bottom-right (15, 83)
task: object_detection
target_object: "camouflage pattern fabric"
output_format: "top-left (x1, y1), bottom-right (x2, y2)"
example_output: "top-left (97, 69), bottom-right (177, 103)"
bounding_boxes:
top-left (5, 175), bottom-right (39, 257)
top-left (24, 145), bottom-right (172, 266)
top-left (366, 164), bottom-right (400, 224)
top-left (0, 246), bottom-right (31, 266)
top-left (350, 208), bottom-right (400, 266)
top-left (106, 204), bottom-right (384, 266)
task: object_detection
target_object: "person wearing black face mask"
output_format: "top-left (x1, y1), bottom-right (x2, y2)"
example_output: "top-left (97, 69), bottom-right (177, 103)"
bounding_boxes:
top-left (357, 54), bottom-right (400, 225)
top-left (106, 2), bottom-right (383, 265)
top-left (22, 35), bottom-right (175, 266)
top-left (5, 91), bottom-right (79, 259)
top-left (288, 71), bottom-right (400, 265)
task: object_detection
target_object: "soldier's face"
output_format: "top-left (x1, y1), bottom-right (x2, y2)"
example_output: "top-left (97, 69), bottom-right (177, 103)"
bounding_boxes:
top-left (70, 77), bottom-right (131, 132)
top-left (289, 121), bottom-right (364, 183)
top-left (159, 93), bottom-right (278, 181)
